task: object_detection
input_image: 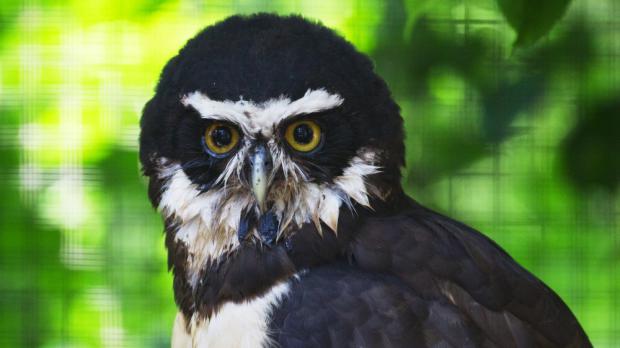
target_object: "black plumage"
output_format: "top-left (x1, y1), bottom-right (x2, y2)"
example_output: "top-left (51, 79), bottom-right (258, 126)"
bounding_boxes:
top-left (264, 194), bottom-right (590, 347)
top-left (139, 13), bottom-right (591, 347)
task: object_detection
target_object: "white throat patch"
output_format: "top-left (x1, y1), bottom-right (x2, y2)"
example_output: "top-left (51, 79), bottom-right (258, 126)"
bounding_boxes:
top-left (181, 88), bottom-right (343, 137)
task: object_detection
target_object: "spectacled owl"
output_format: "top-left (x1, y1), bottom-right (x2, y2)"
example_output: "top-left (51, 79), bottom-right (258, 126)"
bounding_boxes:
top-left (139, 14), bottom-right (591, 348)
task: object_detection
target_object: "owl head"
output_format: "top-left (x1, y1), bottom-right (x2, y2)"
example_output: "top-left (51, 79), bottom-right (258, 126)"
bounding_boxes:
top-left (140, 14), bottom-right (404, 290)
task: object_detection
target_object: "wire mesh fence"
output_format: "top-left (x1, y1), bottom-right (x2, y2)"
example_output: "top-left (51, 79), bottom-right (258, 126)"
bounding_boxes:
top-left (0, 0), bottom-right (618, 347)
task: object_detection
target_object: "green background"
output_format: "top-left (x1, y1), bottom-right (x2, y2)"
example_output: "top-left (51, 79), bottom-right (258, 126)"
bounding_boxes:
top-left (0, 0), bottom-right (618, 347)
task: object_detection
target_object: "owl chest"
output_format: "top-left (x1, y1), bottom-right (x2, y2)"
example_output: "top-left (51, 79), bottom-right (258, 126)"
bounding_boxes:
top-left (172, 282), bottom-right (290, 348)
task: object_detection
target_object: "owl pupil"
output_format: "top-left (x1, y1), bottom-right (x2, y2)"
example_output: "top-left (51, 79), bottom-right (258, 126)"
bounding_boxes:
top-left (293, 124), bottom-right (313, 144)
top-left (211, 127), bottom-right (232, 147)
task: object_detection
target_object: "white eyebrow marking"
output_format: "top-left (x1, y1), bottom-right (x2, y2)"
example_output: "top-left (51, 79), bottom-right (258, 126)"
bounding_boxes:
top-left (181, 89), bottom-right (344, 137)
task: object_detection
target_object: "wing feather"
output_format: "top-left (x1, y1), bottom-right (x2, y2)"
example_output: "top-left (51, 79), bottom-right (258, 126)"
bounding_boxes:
top-left (350, 200), bottom-right (591, 347)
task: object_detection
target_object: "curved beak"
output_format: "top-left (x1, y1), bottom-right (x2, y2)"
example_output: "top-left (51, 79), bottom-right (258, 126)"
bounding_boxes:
top-left (249, 144), bottom-right (272, 211)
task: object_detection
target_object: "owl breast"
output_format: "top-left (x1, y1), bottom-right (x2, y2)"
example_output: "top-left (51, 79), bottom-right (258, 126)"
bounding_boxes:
top-left (172, 281), bottom-right (292, 348)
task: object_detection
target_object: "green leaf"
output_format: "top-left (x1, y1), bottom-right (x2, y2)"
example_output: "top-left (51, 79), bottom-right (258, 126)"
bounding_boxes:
top-left (497, 0), bottom-right (572, 47)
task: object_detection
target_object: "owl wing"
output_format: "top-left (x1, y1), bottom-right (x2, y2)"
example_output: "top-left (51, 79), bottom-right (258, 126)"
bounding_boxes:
top-left (270, 263), bottom-right (496, 347)
top-left (349, 200), bottom-right (591, 347)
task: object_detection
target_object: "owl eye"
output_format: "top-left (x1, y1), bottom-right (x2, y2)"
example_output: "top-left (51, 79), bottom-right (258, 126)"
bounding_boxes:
top-left (284, 120), bottom-right (322, 153)
top-left (204, 122), bottom-right (240, 155)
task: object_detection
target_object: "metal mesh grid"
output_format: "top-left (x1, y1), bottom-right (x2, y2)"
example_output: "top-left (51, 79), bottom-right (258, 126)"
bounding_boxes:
top-left (0, 0), bottom-right (617, 346)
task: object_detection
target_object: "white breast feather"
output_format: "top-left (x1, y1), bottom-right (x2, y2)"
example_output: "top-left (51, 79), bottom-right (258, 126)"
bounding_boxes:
top-left (171, 281), bottom-right (291, 348)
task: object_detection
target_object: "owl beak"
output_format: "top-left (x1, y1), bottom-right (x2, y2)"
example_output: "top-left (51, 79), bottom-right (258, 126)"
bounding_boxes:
top-left (249, 144), bottom-right (272, 211)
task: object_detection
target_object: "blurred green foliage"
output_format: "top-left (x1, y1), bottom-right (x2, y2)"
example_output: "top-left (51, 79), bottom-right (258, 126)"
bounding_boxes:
top-left (0, 0), bottom-right (618, 347)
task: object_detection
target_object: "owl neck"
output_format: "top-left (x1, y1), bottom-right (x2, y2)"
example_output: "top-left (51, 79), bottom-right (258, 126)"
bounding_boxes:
top-left (166, 192), bottom-right (408, 323)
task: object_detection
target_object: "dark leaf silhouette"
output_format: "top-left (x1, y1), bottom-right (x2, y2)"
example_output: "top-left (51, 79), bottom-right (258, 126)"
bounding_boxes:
top-left (481, 74), bottom-right (546, 143)
top-left (562, 97), bottom-right (620, 191)
top-left (497, 0), bottom-right (572, 47)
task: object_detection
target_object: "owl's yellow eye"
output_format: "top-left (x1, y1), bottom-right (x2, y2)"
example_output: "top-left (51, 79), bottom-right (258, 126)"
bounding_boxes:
top-left (284, 120), bottom-right (322, 153)
top-left (204, 122), bottom-right (240, 155)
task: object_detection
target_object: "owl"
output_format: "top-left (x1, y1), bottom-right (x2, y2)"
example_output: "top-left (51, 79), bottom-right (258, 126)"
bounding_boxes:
top-left (139, 14), bottom-right (591, 348)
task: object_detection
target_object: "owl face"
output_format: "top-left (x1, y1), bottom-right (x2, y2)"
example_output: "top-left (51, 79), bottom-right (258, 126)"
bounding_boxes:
top-left (179, 88), bottom-right (370, 213)
top-left (140, 14), bottom-right (404, 289)
top-left (154, 89), bottom-right (382, 287)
